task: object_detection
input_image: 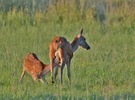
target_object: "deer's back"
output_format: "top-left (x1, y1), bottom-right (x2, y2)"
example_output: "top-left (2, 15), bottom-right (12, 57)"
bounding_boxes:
top-left (23, 53), bottom-right (45, 76)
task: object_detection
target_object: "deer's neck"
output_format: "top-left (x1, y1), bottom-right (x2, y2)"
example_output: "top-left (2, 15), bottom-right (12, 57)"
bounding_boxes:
top-left (71, 37), bottom-right (79, 53)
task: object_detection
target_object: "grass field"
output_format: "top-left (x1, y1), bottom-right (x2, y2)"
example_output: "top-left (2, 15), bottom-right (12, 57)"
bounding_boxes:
top-left (0, 19), bottom-right (135, 99)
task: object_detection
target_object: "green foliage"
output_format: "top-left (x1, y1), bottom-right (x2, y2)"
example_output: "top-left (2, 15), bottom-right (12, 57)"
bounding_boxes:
top-left (0, 0), bottom-right (135, 25)
top-left (0, 0), bottom-right (135, 99)
top-left (0, 20), bottom-right (135, 99)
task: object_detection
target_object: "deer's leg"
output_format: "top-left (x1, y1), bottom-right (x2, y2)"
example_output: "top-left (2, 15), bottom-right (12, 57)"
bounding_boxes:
top-left (20, 69), bottom-right (25, 82)
top-left (57, 48), bottom-right (66, 86)
top-left (37, 73), bottom-right (47, 84)
top-left (31, 74), bottom-right (38, 81)
top-left (60, 62), bottom-right (65, 86)
top-left (50, 60), bottom-right (54, 84)
top-left (40, 76), bottom-right (47, 84)
top-left (54, 66), bottom-right (58, 81)
top-left (49, 47), bottom-right (55, 84)
top-left (66, 59), bottom-right (71, 85)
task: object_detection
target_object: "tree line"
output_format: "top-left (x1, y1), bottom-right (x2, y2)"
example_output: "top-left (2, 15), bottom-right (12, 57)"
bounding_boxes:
top-left (0, 0), bottom-right (134, 25)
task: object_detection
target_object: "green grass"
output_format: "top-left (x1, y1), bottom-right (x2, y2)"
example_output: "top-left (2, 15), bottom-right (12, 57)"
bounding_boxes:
top-left (0, 20), bottom-right (135, 99)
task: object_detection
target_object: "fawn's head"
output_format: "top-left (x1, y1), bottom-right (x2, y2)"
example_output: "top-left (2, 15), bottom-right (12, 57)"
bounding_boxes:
top-left (76, 28), bottom-right (90, 50)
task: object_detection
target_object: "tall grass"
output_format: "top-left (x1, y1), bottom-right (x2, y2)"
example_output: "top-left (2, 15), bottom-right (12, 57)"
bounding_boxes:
top-left (0, 20), bottom-right (135, 99)
top-left (0, 0), bottom-right (135, 99)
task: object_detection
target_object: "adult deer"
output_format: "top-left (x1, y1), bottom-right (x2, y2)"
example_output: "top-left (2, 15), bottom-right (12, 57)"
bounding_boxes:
top-left (49, 29), bottom-right (90, 86)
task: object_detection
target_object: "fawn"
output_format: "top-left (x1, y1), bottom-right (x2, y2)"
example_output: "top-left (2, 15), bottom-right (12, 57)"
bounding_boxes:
top-left (19, 53), bottom-right (59, 83)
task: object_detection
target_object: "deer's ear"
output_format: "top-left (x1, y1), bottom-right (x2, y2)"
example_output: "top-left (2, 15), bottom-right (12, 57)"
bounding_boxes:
top-left (77, 28), bottom-right (83, 38)
top-left (77, 33), bottom-right (81, 38)
top-left (80, 28), bottom-right (83, 35)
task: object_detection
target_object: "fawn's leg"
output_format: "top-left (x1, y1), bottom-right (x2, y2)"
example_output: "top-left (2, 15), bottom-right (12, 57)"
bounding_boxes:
top-left (31, 74), bottom-right (38, 82)
top-left (49, 46), bottom-right (55, 84)
top-left (37, 73), bottom-right (47, 84)
top-left (19, 69), bottom-right (25, 82)
top-left (40, 77), bottom-right (47, 84)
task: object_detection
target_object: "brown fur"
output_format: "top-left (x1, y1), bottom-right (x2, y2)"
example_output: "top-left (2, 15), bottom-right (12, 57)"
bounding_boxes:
top-left (49, 29), bottom-right (90, 86)
top-left (49, 36), bottom-right (73, 84)
top-left (20, 53), bottom-right (58, 83)
top-left (20, 29), bottom-right (90, 85)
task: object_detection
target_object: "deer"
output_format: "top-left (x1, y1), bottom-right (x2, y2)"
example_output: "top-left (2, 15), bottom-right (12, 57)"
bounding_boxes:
top-left (19, 53), bottom-right (60, 83)
top-left (49, 28), bottom-right (90, 86)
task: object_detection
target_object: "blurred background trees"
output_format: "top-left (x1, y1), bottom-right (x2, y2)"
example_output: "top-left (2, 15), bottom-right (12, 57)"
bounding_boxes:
top-left (0, 0), bottom-right (134, 26)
